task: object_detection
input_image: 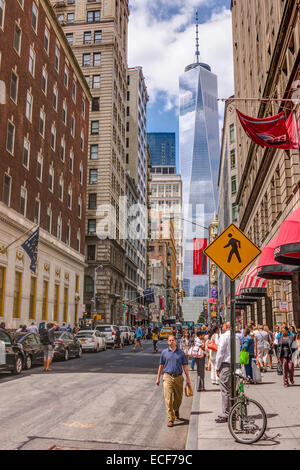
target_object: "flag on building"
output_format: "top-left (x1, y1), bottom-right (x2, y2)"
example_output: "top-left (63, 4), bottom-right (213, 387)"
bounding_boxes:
top-left (21, 227), bottom-right (39, 273)
top-left (236, 109), bottom-right (299, 150)
top-left (193, 238), bottom-right (207, 275)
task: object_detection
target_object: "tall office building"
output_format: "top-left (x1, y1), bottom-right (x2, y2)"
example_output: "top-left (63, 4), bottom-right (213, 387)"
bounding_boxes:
top-left (50, 0), bottom-right (130, 324)
top-left (179, 13), bottom-right (220, 322)
top-left (147, 133), bottom-right (176, 168)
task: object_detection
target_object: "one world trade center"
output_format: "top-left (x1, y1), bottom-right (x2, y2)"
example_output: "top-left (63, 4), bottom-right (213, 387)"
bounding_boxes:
top-left (179, 12), bottom-right (220, 321)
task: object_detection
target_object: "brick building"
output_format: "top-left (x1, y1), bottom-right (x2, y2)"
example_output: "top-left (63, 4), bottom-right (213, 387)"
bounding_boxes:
top-left (0, 0), bottom-right (91, 328)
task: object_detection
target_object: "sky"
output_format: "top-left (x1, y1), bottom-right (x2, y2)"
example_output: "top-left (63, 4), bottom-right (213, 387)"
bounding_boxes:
top-left (127, 0), bottom-right (234, 167)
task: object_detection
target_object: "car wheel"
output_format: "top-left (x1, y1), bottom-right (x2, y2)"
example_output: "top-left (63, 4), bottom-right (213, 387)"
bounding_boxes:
top-left (12, 355), bottom-right (23, 375)
top-left (64, 348), bottom-right (69, 361)
top-left (25, 355), bottom-right (32, 370)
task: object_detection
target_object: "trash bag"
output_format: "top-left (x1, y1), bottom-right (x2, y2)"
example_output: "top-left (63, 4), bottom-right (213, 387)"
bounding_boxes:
top-left (252, 359), bottom-right (262, 383)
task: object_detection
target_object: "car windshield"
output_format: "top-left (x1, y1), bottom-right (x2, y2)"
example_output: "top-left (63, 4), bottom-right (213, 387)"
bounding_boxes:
top-left (97, 327), bottom-right (112, 332)
top-left (76, 332), bottom-right (94, 337)
top-left (119, 327), bottom-right (126, 331)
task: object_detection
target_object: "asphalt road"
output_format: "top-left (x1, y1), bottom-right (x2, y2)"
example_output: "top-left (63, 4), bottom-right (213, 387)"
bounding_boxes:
top-left (0, 340), bottom-right (194, 450)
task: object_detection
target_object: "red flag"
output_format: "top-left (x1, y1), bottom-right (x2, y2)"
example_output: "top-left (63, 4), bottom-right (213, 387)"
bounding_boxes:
top-left (236, 109), bottom-right (299, 150)
top-left (193, 238), bottom-right (207, 275)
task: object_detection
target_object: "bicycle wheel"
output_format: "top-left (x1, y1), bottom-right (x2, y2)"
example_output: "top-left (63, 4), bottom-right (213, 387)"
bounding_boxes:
top-left (228, 398), bottom-right (267, 444)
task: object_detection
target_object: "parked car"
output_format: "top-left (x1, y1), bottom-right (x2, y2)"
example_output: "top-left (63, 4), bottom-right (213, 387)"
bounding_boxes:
top-left (0, 329), bottom-right (25, 375)
top-left (53, 331), bottom-right (82, 361)
top-left (11, 332), bottom-right (44, 369)
top-left (159, 327), bottom-right (173, 340)
top-left (76, 330), bottom-right (106, 352)
top-left (119, 326), bottom-right (134, 345)
top-left (95, 325), bottom-right (124, 347)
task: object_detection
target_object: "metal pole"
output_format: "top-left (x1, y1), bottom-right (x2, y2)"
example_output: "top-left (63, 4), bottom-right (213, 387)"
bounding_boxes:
top-left (230, 280), bottom-right (236, 406)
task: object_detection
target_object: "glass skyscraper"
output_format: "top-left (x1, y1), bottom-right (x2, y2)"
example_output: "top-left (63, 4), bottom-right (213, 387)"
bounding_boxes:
top-left (147, 133), bottom-right (176, 167)
top-left (179, 60), bottom-right (220, 320)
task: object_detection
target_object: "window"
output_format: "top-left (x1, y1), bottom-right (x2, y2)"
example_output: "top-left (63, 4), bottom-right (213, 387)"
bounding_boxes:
top-left (25, 91), bottom-right (33, 121)
top-left (67, 185), bottom-right (72, 209)
top-left (232, 204), bottom-right (238, 223)
top-left (20, 187), bottom-right (27, 216)
top-left (60, 137), bottom-right (66, 162)
top-left (51, 124), bottom-right (56, 150)
top-left (229, 123), bottom-right (235, 144)
top-left (0, 0), bottom-right (5, 30)
top-left (92, 97), bottom-right (100, 111)
top-left (87, 10), bottom-right (100, 23)
top-left (67, 12), bottom-right (74, 23)
top-left (91, 120), bottom-right (99, 135)
top-left (55, 46), bottom-right (60, 71)
top-left (69, 150), bottom-right (74, 173)
top-left (93, 52), bottom-right (101, 66)
top-left (28, 46), bottom-right (35, 76)
top-left (57, 13), bottom-right (64, 24)
top-left (48, 166), bottom-right (54, 191)
top-left (88, 193), bottom-right (97, 210)
top-left (78, 197), bottom-right (82, 218)
top-left (31, 3), bottom-right (38, 32)
top-left (13, 272), bottom-right (22, 318)
top-left (88, 245), bottom-right (96, 260)
top-left (53, 85), bottom-right (58, 110)
top-left (71, 114), bottom-right (75, 137)
top-left (230, 149), bottom-right (236, 169)
top-left (6, 120), bottom-right (15, 155)
top-left (90, 144), bottom-right (98, 160)
top-left (76, 231), bottom-right (81, 252)
top-left (82, 99), bottom-right (86, 118)
top-left (83, 53), bottom-right (90, 67)
top-left (37, 153), bottom-right (43, 181)
top-left (84, 275), bottom-right (94, 294)
top-left (57, 216), bottom-right (62, 240)
top-left (34, 198), bottom-right (40, 224)
top-left (59, 175), bottom-right (64, 201)
top-left (66, 223), bottom-right (71, 245)
top-left (41, 67), bottom-right (48, 94)
top-left (79, 163), bottom-right (83, 185)
top-left (39, 109), bottom-right (45, 137)
top-left (62, 101), bottom-right (67, 125)
top-left (66, 33), bottom-right (73, 45)
top-left (14, 23), bottom-right (22, 54)
top-left (80, 130), bottom-right (84, 151)
top-left (2, 174), bottom-right (11, 206)
top-left (94, 30), bottom-right (102, 43)
top-left (23, 138), bottom-right (30, 168)
top-left (46, 207), bottom-right (52, 233)
top-left (29, 277), bottom-right (37, 320)
top-left (84, 31), bottom-right (91, 44)
top-left (64, 65), bottom-right (69, 87)
top-left (10, 70), bottom-right (18, 103)
top-left (92, 75), bottom-right (100, 88)
top-left (88, 219), bottom-right (96, 234)
top-left (231, 175), bottom-right (237, 195)
top-left (89, 169), bottom-right (98, 184)
top-left (72, 80), bottom-right (76, 102)
top-left (44, 26), bottom-right (50, 53)
top-left (84, 75), bottom-right (90, 86)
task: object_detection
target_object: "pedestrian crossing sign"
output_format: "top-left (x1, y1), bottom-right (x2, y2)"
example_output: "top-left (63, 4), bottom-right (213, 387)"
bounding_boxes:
top-left (204, 224), bottom-right (261, 281)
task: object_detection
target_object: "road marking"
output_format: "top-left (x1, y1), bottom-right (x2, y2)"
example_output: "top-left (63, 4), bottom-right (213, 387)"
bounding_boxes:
top-left (62, 422), bottom-right (96, 429)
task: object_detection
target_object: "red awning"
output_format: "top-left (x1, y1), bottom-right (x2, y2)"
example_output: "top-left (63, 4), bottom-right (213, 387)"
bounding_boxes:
top-left (274, 207), bottom-right (300, 266)
top-left (236, 266), bottom-right (267, 296)
top-left (257, 234), bottom-right (300, 280)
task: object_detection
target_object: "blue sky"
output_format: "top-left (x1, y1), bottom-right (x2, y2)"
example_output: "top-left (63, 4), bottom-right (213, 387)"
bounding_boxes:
top-left (128, 0), bottom-right (233, 167)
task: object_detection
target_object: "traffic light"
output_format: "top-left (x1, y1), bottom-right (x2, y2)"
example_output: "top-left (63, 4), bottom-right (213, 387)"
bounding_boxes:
top-left (183, 291), bottom-right (186, 297)
top-left (122, 300), bottom-right (125, 308)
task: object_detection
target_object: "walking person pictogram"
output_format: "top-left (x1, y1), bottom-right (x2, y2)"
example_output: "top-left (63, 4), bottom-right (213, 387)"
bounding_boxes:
top-left (224, 234), bottom-right (241, 263)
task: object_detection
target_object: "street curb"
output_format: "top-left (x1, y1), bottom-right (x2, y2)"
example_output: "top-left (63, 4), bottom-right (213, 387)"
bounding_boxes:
top-left (185, 380), bottom-right (200, 450)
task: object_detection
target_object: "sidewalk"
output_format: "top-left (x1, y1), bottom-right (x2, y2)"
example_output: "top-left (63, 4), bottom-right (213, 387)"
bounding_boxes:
top-left (186, 365), bottom-right (300, 450)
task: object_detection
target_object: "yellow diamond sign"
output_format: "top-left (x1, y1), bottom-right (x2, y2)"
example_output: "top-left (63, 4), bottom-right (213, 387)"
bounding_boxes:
top-left (204, 224), bottom-right (261, 281)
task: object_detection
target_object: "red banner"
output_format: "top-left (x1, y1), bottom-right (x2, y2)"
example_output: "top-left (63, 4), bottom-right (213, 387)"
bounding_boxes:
top-left (193, 238), bottom-right (207, 275)
top-left (236, 109), bottom-right (299, 150)
top-left (159, 298), bottom-right (164, 310)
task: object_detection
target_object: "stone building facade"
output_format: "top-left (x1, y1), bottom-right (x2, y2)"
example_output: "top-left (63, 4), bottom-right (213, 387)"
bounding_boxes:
top-left (231, 0), bottom-right (300, 326)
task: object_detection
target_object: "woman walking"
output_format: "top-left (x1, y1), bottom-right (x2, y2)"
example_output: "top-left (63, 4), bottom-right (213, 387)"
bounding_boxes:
top-left (193, 330), bottom-right (206, 392)
top-left (277, 326), bottom-right (297, 387)
top-left (242, 328), bottom-right (255, 383)
top-left (113, 327), bottom-right (123, 350)
top-left (180, 331), bottom-right (191, 362)
top-left (152, 327), bottom-right (159, 353)
top-left (209, 326), bottom-right (220, 385)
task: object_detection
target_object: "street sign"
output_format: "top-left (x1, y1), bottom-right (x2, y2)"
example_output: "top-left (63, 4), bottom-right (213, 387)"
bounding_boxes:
top-left (279, 301), bottom-right (288, 312)
top-left (204, 224), bottom-right (261, 281)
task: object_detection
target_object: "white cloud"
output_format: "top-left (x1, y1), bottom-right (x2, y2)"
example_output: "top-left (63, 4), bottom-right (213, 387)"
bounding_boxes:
top-left (128, 2), bottom-right (234, 116)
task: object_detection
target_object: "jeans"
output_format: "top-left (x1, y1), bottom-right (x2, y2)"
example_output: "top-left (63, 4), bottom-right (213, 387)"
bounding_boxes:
top-left (196, 357), bottom-right (205, 391)
top-left (190, 357), bottom-right (195, 370)
top-left (244, 355), bottom-right (254, 380)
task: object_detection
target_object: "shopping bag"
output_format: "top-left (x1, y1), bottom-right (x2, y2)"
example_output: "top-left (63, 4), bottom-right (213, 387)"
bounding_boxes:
top-left (207, 340), bottom-right (218, 352)
top-left (252, 359), bottom-right (262, 383)
top-left (239, 348), bottom-right (250, 365)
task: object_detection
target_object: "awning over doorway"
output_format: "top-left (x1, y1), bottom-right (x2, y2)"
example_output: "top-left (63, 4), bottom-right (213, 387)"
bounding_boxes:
top-left (274, 207), bottom-right (300, 266)
top-left (236, 266), bottom-right (267, 297)
top-left (257, 234), bottom-right (300, 280)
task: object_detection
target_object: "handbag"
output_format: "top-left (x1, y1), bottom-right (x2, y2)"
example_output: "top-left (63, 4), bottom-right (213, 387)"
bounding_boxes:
top-left (207, 340), bottom-right (218, 352)
top-left (190, 344), bottom-right (204, 358)
top-left (185, 384), bottom-right (194, 397)
top-left (239, 348), bottom-right (250, 365)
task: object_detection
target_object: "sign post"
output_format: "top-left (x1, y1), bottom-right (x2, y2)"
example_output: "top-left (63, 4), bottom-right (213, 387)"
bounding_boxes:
top-left (204, 224), bottom-right (261, 405)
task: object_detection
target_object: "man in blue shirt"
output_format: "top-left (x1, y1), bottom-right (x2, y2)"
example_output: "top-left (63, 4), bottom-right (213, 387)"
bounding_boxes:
top-left (133, 324), bottom-right (144, 351)
top-left (156, 335), bottom-right (191, 427)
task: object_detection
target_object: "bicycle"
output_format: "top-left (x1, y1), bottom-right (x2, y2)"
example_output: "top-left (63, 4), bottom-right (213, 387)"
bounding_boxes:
top-left (228, 370), bottom-right (267, 444)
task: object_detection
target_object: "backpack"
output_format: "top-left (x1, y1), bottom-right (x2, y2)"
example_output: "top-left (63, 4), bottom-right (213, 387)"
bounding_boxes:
top-left (40, 328), bottom-right (50, 345)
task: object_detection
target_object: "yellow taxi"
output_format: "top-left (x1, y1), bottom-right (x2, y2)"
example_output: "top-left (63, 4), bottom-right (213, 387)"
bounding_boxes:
top-left (159, 327), bottom-right (173, 340)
